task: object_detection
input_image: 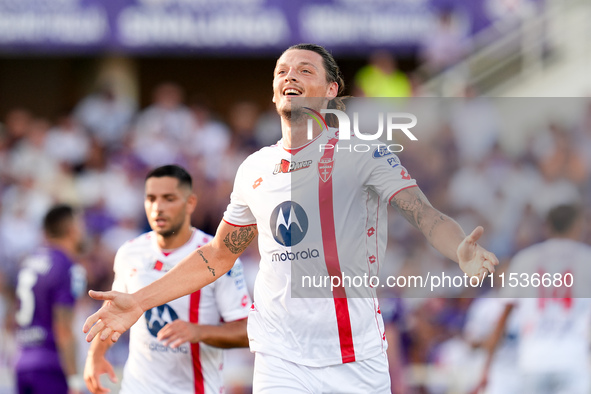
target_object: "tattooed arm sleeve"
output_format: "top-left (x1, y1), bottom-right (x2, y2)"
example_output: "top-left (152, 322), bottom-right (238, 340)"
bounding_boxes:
top-left (223, 225), bottom-right (257, 255)
top-left (390, 187), bottom-right (467, 263)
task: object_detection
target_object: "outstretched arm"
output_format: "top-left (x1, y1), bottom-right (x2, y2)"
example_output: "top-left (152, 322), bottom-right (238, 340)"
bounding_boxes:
top-left (82, 221), bottom-right (257, 343)
top-left (391, 186), bottom-right (498, 278)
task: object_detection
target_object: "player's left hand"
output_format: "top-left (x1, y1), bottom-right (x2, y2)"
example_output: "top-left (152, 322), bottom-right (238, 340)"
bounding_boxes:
top-left (157, 320), bottom-right (200, 348)
top-left (457, 226), bottom-right (499, 281)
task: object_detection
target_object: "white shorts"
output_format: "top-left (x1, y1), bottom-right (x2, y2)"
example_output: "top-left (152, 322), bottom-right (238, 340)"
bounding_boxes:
top-left (252, 352), bottom-right (391, 394)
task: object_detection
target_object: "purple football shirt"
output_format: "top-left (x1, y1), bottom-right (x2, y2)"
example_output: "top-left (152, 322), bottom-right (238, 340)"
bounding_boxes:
top-left (15, 246), bottom-right (79, 373)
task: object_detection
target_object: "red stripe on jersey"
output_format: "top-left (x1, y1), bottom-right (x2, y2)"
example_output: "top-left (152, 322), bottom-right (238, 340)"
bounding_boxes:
top-left (189, 291), bottom-right (205, 393)
top-left (318, 137), bottom-right (356, 364)
top-left (222, 219), bottom-right (257, 228)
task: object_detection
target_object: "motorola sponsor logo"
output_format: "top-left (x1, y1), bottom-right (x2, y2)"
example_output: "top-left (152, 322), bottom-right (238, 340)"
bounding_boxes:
top-left (144, 341), bottom-right (189, 354)
top-left (269, 201), bottom-right (319, 261)
top-left (272, 248), bottom-right (320, 262)
top-left (270, 201), bottom-right (308, 247)
top-left (145, 303), bottom-right (178, 337)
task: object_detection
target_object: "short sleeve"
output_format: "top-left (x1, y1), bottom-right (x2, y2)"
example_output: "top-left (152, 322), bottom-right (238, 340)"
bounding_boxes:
top-left (111, 248), bottom-right (128, 293)
top-left (223, 162), bottom-right (256, 226)
top-left (362, 147), bottom-right (417, 204)
top-left (214, 259), bottom-right (252, 322)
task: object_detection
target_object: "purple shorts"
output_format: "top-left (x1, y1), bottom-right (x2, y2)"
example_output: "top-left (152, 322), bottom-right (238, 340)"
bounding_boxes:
top-left (17, 370), bottom-right (68, 394)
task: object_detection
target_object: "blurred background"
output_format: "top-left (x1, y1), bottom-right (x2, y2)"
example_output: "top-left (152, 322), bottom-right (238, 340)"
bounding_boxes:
top-left (1, 0), bottom-right (591, 392)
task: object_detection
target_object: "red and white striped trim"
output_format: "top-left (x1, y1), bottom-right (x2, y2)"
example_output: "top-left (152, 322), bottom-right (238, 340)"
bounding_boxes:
top-left (318, 137), bottom-right (355, 364)
top-left (189, 291), bottom-right (205, 393)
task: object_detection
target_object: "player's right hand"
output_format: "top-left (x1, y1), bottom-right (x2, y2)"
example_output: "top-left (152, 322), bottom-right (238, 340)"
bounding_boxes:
top-left (83, 290), bottom-right (143, 343)
top-left (84, 354), bottom-right (118, 394)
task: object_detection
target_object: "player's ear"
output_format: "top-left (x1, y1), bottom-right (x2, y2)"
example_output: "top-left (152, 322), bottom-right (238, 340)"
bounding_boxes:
top-left (187, 193), bottom-right (198, 214)
top-left (326, 81), bottom-right (338, 100)
top-left (272, 95), bottom-right (276, 103)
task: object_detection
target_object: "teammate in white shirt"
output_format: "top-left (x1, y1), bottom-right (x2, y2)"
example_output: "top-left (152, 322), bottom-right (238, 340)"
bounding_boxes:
top-left (83, 44), bottom-right (498, 393)
top-left (83, 165), bottom-right (251, 394)
top-left (480, 203), bottom-right (591, 394)
top-left (464, 296), bottom-right (521, 394)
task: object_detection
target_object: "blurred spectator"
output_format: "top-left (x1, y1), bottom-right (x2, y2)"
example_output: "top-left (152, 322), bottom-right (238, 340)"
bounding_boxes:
top-left (354, 51), bottom-right (412, 97)
top-left (535, 122), bottom-right (588, 186)
top-left (186, 97), bottom-right (232, 181)
top-left (0, 133), bottom-right (9, 193)
top-left (254, 102), bottom-right (282, 147)
top-left (227, 100), bottom-right (260, 153)
top-left (132, 82), bottom-right (193, 167)
top-left (449, 86), bottom-right (500, 166)
top-left (3, 108), bottom-right (32, 149)
top-left (45, 111), bottom-right (91, 169)
top-left (448, 160), bottom-right (498, 224)
top-left (2, 177), bottom-right (52, 227)
top-left (0, 203), bottom-right (41, 277)
top-left (74, 82), bottom-right (136, 150)
top-left (420, 9), bottom-right (469, 74)
top-left (7, 118), bottom-right (60, 192)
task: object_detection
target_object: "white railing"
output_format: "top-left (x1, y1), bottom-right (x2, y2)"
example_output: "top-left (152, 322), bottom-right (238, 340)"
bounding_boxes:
top-left (420, 0), bottom-right (589, 97)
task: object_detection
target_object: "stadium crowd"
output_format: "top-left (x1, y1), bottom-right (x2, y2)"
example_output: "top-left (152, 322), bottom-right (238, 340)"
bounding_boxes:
top-left (1, 66), bottom-right (590, 392)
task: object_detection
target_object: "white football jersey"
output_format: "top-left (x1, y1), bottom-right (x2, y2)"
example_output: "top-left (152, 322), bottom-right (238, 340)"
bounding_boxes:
top-left (223, 129), bottom-right (416, 367)
top-left (503, 238), bottom-right (591, 373)
top-left (112, 228), bottom-right (251, 394)
top-left (464, 297), bottom-right (521, 394)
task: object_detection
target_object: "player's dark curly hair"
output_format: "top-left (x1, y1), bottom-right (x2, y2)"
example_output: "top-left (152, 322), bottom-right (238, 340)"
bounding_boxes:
top-left (286, 43), bottom-right (346, 126)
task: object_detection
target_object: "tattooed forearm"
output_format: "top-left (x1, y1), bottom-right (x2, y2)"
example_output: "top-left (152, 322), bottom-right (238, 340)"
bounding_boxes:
top-left (428, 214), bottom-right (449, 238)
top-left (197, 250), bottom-right (216, 277)
top-left (391, 188), bottom-right (427, 230)
top-left (197, 250), bottom-right (209, 264)
top-left (392, 188), bottom-right (451, 239)
top-left (223, 226), bottom-right (257, 254)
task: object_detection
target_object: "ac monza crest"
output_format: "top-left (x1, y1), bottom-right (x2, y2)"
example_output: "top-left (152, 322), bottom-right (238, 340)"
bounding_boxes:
top-left (318, 157), bottom-right (334, 182)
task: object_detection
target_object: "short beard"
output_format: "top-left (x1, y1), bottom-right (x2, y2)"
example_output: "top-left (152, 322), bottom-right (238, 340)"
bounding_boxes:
top-left (156, 221), bottom-right (183, 238)
top-left (278, 105), bottom-right (306, 124)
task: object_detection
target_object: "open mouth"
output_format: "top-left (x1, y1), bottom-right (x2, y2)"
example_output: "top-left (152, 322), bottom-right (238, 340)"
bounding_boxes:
top-left (283, 88), bottom-right (302, 96)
